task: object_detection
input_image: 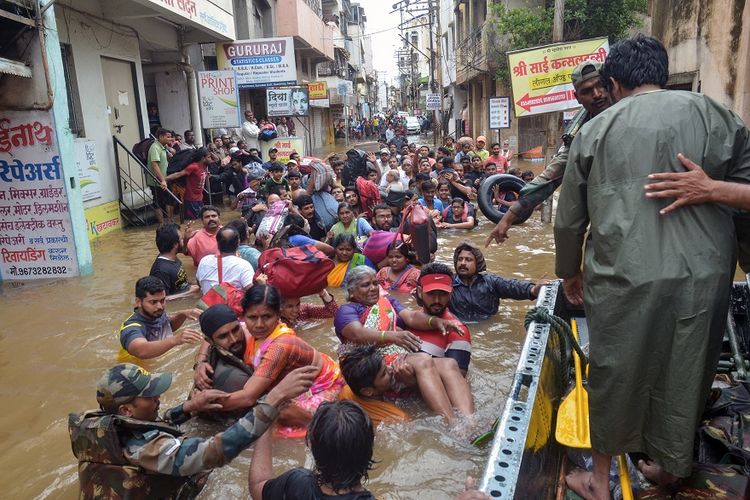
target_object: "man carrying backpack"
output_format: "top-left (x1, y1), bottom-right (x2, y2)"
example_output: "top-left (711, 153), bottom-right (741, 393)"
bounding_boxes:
top-left (166, 148), bottom-right (210, 220)
top-left (148, 128), bottom-right (175, 224)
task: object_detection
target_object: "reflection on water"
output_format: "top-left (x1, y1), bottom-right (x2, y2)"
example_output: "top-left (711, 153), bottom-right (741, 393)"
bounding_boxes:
top-left (0, 160), bottom-right (556, 499)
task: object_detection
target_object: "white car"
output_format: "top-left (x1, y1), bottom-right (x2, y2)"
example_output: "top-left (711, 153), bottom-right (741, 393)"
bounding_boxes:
top-left (405, 116), bottom-right (421, 134)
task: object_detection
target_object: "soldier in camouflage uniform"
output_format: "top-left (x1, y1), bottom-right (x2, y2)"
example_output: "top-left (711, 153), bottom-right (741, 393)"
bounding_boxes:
top-left (485, 61), bottom-right (613, 247)
top-left (69, 362), bottom-right (315, 499)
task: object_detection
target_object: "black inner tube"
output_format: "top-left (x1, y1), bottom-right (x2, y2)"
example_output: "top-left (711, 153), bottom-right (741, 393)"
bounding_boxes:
top-left (477, 174), bottom-right (527, 224)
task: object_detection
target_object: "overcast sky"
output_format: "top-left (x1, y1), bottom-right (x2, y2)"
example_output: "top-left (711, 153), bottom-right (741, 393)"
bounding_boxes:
top-left (357, 0), bottom-right (400, 85)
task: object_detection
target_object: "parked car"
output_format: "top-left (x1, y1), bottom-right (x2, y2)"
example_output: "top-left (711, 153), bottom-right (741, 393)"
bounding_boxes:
top-left (405, 116), bottom-right (421, 134)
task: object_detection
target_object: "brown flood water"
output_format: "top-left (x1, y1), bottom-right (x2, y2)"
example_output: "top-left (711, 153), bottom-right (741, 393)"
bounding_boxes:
top-left (0, 158), bottom-right (557, 499)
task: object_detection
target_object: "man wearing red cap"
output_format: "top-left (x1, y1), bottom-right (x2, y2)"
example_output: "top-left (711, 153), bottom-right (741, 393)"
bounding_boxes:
top-left (411, 263), bottom-right (472, 374)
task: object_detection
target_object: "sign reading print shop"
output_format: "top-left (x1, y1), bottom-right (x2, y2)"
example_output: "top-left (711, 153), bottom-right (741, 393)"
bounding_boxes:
top-left (0, 110), bottom-right (79, 280)
top-left (198, 70), bottom-right (241, 129)
top-left (217, 37), bottom-right (298, 89)
top-left (266, 87), bottom-right (310, 117)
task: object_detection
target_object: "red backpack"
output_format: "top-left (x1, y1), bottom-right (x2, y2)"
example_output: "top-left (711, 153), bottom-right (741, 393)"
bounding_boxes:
top-left (197, 256), bottom-right (246, 317)
top-left (254, 245), bottom-right (334, 299)
top-left (355, 177), bottom-right (381, 220)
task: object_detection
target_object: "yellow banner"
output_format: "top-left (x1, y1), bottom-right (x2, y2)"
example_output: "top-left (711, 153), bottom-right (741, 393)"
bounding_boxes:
top-left (307, 81), bottom-right (328, 100)
top-left (85, 201), bottom-right (121, 241)
top-left (260, 137), bottom-right (306, 164)
top-left (507, 38), bottom-right (609, 117)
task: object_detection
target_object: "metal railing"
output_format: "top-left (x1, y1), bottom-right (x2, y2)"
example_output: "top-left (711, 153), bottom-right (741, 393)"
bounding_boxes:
top-left (112, 135), bottom-right (181, 227)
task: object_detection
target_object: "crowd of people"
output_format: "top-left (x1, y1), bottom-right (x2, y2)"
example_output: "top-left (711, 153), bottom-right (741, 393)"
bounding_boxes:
top-left (334, 113), bottom-right (432, 140)
top-left (68, 35), bottom-right (747, 500)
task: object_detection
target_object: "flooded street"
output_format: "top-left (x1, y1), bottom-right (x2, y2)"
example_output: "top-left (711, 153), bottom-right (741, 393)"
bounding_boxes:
top-left (0, 157), bottom-right (557, 499)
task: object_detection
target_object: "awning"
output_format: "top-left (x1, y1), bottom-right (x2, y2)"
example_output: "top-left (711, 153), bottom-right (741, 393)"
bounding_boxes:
top-left (419, 75), bottom-right (429, 85)
top-left (0, 56), bottom-right (31, 78)
top-left (126, 0), bottom-right (235, 41)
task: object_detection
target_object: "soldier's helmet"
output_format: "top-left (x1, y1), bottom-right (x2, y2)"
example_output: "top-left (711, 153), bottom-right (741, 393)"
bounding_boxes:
top-left (96, 363), bottom-right (172, 413)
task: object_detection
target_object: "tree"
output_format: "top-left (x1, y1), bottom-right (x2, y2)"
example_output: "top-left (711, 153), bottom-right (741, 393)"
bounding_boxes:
top-left (489, 0), bottom-right (647, 86)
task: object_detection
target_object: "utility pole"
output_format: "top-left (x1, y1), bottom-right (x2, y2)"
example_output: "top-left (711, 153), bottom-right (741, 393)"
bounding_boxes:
top-left (540, 0), bottom-right (564, 223)
top-left (432, 0), bottom-right (443, 147)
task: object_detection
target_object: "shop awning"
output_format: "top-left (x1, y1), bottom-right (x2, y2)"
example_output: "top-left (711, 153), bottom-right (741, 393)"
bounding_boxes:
top-left (0, 56), bottom-right (31, 78)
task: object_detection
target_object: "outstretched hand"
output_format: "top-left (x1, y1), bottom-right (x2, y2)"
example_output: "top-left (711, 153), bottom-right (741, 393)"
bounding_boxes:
top-left (644, 153), bottom-right (713, 215)
top-left (562, 273), bottom-right (584, 306)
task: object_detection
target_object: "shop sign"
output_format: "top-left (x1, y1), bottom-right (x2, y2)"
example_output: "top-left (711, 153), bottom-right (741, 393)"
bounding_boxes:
top-left (198, 70), bottom-right (241, 128)
top-left (134, 0), bottom-right (235, 39)
top-left (85, 201), bottom-right (121, 241)
top-left (307, 81), bottom-right (328, 99)
top-left (488, 96), bottom-right (511, 129)
top-left (74, 139), bottom-right (101, 202)
top-left (217, 37), bottom-right (298, 89)
top-left (0, 110), bottom-right (79, 280)
top-left (266, 87), bottom-right (309, 117)
top-left (260, 137), bottom-right (306, 163)
top-left (507, 37), bottom-right (608, 117)
top-left (425, 93), bottom-right (441, 110)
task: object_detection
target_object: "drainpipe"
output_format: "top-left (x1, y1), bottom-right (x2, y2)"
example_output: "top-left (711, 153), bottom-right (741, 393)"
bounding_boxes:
top-left (179, 31), bottom-right (203, 147)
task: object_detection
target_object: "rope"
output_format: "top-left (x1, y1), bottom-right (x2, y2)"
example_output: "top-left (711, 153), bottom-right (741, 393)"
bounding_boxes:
top-left (524, 307), bottom-right (588, 371)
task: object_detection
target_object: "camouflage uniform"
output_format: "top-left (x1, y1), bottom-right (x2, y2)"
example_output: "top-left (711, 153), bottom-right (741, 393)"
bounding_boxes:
top-left (509, 145), bottom-right (569, 223)
top-left (69, 363), bottom-right (278, 499)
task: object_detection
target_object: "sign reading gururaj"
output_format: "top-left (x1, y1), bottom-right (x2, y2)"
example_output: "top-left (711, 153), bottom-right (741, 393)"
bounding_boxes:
top-left (217, 37), bottom-right (297, 89)
top-left (134, 0), bottom-right (235, 40)
top-left (507, 37), bottom-right (609, 117)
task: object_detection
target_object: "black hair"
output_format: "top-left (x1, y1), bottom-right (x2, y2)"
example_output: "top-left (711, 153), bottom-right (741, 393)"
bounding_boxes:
top-left (415, 173), bottom-right (431, 182)
top-left (386, 239), bottom-right (416, 264)
top-left (490, 142), bottom-right (501, 149)
top-left (331, 232), bottom-right (359, 252)
top-left (600, 34), bottom-right (669, 92)
top-left (421, 180), bottom-right (435, 192)
top-left (307, 400), bottom-right (375, 493)
top-left (284, 213), bottom-right (309, 237)
top-left (183, 129), bottom-right (192, 137)
top-left (437, 146), bottom-right (451, 155)
top-left (200, 205), bottom-right (220, 217)
top-left (268, 183), bottom-right (286, 197)
top-left (135, 275), bottom-right (166, 298)
top-left (268, 161), bottom-right (285, 171)
top-left (193, 147), bottom-right (209, 162)
top-left (485, 161), bottom-right (496, 168)
top-left (287, 170), bottom-right (301, 179)
top-left (155, 128), bottom-right (170, 138)
top-left (225, 219), bottom-right (248, 243)
top-left (241, 283), bottom-right (282, 314)
top-left (441, 157), bottom-right (454, 169)
top-left (155, 222), bottom-right (180, 253)
top-left (419, 261), bottom-right (453, 280)
top-left (522, 170), bottom-right (534, 178)
top-left (339, 343), bottom-right (383, 395)
top-left (295, 193), bottom-right (314, 208)
top-left (451, 197), bottom-right (465, 206)
top-left (216, 227), bottom-right (240, 254)
top-left (372, 203), bottom-right (390, 214)
top-left (344, 185), bottom-right (359, 196)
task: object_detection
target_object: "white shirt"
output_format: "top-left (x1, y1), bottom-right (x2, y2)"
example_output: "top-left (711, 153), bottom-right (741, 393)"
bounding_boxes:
top-left (379, 168), bottom-right (410, 190)
top-left (196, 254), bottom-right (255, 294)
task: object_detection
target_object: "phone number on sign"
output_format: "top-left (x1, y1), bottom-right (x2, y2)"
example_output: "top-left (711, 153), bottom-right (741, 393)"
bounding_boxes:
top-left (10, 266), bottom-right (69, 276)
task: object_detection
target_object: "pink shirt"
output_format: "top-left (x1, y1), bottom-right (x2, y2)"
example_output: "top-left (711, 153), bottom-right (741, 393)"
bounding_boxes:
top-left (186, 228), bottom-right (219, 267)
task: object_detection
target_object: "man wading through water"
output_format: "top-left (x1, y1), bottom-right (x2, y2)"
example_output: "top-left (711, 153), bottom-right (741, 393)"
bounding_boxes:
top-left (555, 35), bottom-right (750, 499)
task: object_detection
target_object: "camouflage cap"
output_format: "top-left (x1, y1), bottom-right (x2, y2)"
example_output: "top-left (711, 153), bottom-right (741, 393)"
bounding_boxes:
top-left (571, 60), bottom-right (602, 88)
top-left (96, 363), bottom-right (172, 412)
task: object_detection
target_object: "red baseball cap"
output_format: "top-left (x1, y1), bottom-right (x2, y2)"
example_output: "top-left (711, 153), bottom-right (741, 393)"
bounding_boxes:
top-left (420, 274), bottom-right (453, 293)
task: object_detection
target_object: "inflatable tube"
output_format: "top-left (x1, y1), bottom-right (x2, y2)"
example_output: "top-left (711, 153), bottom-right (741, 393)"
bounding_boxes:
top-left (477, 174), bottom-right (527, 224)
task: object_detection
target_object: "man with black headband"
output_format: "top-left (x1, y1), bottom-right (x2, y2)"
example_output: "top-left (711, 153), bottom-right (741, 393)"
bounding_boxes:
top-left (448, 241), bottom-right (544, 323)
top-left (193, 304), bottom-right (254, 395)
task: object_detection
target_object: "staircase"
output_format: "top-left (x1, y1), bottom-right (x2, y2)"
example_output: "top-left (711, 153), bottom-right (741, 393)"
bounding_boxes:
top-left (112, 135), bottom-right (181, 227)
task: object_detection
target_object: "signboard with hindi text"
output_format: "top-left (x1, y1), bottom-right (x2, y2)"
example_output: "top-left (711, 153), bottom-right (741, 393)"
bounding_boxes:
top-left (260, 137), bottom-right (306, 164)
top-left (0, 110), bottom-right (79, 281)
top-left (507, 37), bottom-right (609, 117)
top-left (217, 37), bottom-right (297, 89)
top-left (488, 96), bottom-right (511, 129)
top-left (266, 87), bottom-right (309, 117)
top-left (198, 70), bottom-right (241, 129)
top-left (85, 201), bottom-right (122, 241)
top-left (425, 93), bottom-right (441, 111)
